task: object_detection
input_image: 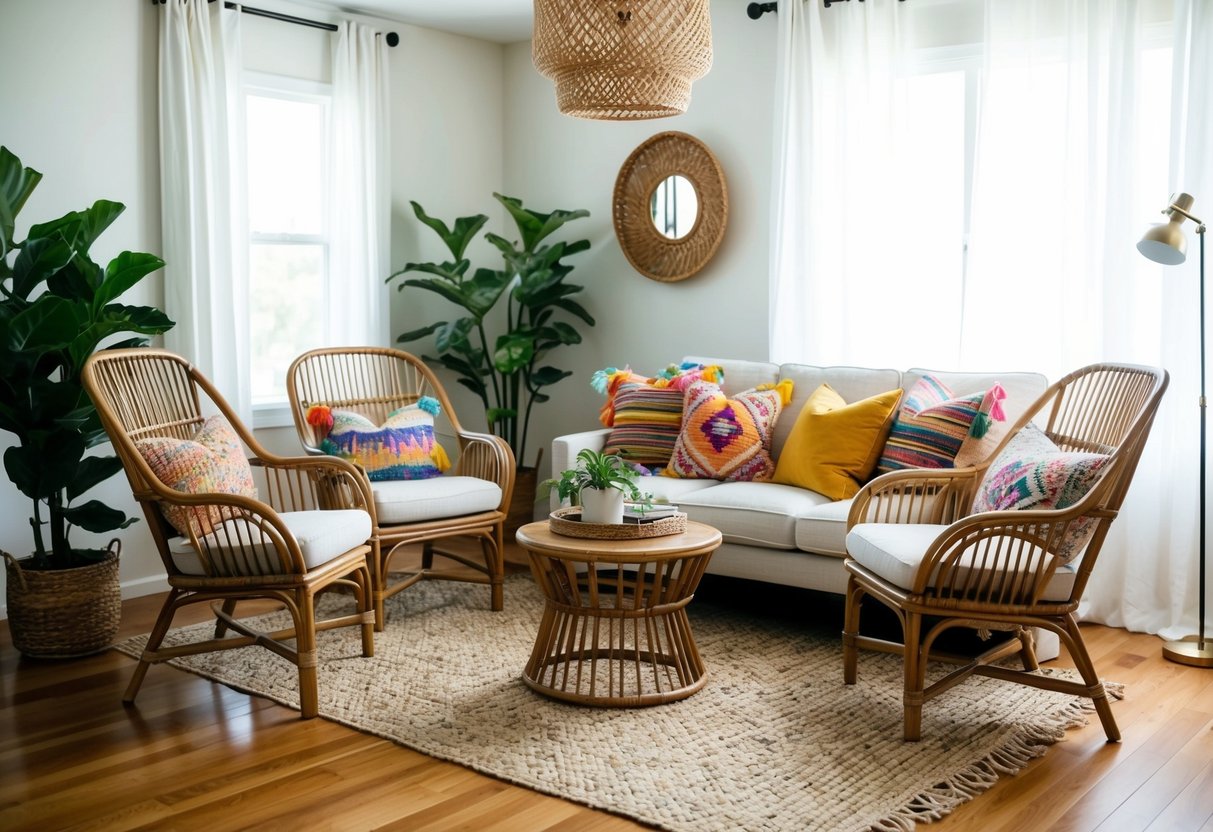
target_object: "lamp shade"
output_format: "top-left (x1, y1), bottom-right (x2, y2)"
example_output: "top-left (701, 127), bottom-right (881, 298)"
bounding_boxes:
top-left (532, 0), bottom-right (713, 121)
top-left (1137, 221), bottom-right (1188, 265)
top-left (1138, 192), bottom-right (1199, 265)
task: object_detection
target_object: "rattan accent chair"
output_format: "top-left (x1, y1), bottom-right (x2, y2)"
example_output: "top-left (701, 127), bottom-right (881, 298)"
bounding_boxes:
top-left (82, 349), bottom-right (376, 719)
top-left (843, 363), bottom-right (1168, 742)
top-left (287, 347), bottom-right (515, 628)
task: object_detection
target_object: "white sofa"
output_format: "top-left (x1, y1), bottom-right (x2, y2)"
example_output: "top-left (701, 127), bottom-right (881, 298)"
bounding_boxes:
top-left (551, 356), bottom-right (1060, 657)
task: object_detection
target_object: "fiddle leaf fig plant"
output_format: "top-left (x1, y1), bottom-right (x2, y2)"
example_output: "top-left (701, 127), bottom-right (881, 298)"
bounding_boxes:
top-left (389, 193), bottom-right (592, 468)
top-left (0, 147), bottom-right (174, 569)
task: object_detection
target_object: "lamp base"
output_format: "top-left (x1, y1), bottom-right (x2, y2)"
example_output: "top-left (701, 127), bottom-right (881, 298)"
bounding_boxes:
top-left (1162, 635), bottom-right (1213, 667)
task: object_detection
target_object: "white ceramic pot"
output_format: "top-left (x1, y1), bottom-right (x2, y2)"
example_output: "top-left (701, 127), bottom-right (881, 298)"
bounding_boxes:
top-left (580, 487), bottom-right (625, 525)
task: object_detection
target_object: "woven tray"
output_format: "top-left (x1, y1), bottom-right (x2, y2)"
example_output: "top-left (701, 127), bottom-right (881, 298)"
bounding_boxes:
top-left (549, 507), bottom-right (688, 540)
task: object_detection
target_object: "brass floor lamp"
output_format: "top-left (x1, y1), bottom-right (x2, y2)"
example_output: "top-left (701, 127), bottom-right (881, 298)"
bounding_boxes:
top-left (1138, 192), bottom-right (1212, 667)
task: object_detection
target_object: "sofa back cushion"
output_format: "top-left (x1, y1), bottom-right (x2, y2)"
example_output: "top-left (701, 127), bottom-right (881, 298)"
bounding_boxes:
top-left (772, 365), bottom-right (902, 459)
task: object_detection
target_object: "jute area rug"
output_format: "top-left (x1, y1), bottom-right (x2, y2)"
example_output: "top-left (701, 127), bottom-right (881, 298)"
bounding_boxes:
top-left (116, 575), bottom-right (1111, 832)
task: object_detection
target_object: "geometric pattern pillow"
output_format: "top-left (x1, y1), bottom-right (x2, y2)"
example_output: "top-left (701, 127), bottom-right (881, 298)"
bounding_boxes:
top-left (971, 424), bottom-right (1110, 562)
top-left (664, 379), bottom-right (791, 482)
top-left (877, 375), bottom-right (1006, 475)
top-left (133, 415), bottom-right (258, 537)
top-left (319, 398), bottom-right (451, 482)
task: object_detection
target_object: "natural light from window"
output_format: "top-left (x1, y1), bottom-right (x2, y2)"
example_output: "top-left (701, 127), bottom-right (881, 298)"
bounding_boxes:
top-left (246, 89), bottom-right (329, 407)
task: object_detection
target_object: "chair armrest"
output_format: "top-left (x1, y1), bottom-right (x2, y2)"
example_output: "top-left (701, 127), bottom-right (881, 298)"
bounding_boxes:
top-left (847, 467), bottom-right (982, 531)
top-left (250, 454), bottom-right (376, 521)
top-left (550, 429), bottom-right (611, 510)
top-left (902, 502), bottom-right (1116, 603)
top-left (455, 430), bottom-right (516, 511)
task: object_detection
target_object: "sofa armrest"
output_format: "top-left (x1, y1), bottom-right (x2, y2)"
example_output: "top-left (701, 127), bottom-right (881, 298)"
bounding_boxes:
top-left (550, 428), bottom-right (611, 509)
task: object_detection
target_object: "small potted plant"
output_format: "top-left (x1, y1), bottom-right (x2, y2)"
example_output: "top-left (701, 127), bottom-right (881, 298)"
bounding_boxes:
top-left (544, 449), bottom-right (649, 525)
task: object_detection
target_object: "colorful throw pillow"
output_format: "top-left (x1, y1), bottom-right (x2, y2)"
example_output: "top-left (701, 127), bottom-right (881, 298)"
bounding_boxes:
top-left (772, 384), bottom-right (903, 500)
top-left (876, 376), bottom-right (1007, 474)
top-left (664, 379), bottom-right (793, 481)
top-left (134, 415), bottom-right (258, 537)
top-left (593, 362), bottom-right (726, 466)
top-left (953, 383), bottom-right (1010, 467)
top-left (592, 362), bottom-right (725, 427)
top-left (317, 398), bottom-right (451, 482)
top-left (971, 424), bottom-right (1110, 562)
top-left (601, 381), bottom-right (686, 465)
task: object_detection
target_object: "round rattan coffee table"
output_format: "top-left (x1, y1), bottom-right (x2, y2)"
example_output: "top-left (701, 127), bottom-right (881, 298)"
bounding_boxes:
top-left (515, 520), bottom-right (722, 708)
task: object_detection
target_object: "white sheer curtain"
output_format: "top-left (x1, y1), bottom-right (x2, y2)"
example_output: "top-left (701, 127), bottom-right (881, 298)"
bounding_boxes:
top-left (770, 0), bottom-right (1213, 635)
top-left (158, 0), bottom-right (250, 421)
top-left (329, 21), bottom-right (390, 347)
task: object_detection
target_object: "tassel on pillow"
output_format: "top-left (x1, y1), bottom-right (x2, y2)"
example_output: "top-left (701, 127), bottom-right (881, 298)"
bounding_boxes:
top-left (306, 404), bottom-right (334, 437)
top-left (968, 383), bottom-right (1007, 439)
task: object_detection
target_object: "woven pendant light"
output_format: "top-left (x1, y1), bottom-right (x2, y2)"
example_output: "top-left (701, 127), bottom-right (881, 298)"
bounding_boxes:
top-left (532, 0), bottom-right (713, 120)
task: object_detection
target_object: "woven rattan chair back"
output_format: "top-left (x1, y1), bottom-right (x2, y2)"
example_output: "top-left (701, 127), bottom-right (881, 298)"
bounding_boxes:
top-left (286, 346), bottom-right (514, 623)
top-left (81, 348), bottom-right (376, 719)
top-left (288, 347), bottom-right (459, 453)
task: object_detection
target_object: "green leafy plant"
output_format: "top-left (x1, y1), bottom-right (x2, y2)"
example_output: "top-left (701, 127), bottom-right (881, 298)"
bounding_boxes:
top-left (0, 147), bottom-right (174, 570)
top-left (389, 193), bottom-right (592, 468)
top-left (542, 449), bottom-right (649, 506)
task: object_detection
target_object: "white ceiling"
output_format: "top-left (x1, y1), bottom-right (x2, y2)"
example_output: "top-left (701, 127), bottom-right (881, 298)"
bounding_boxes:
top-left (323, 0), bottom-right (534, 44)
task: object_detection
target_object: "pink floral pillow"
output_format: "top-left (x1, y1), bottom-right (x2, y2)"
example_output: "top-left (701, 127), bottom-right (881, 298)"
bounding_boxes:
top-left (971, 425), bottom-right (1109, 561)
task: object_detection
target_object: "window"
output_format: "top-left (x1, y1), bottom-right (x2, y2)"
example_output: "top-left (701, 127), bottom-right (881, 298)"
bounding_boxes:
top-left (244, 76), bottom-right (331, 423)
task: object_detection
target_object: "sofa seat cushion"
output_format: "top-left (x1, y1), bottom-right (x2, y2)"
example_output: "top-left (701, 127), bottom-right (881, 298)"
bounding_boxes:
top-left (679, 482), bottom-right (833, 549)
top-left (168, 509), bottom-right (372, 576)
top-left (372, 477), bottom-right (502, 524)
top-left (846, 523), bottom-right (1076, 602)
top-left (794, 498), bottom-right (854, 557)
top-left (635, 476), bottom-right (720, 504)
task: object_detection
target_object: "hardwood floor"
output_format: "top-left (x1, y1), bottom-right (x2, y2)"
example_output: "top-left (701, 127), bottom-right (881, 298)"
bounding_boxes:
top-left (3, 544), bottom-right (1212, 831)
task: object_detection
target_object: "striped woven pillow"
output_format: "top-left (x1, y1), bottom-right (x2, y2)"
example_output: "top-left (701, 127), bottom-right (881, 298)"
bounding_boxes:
top-left (596, 363), bottom-right (726, 466)
top-left (876, 376), bottom-right (1003, 474)
top-left (601, 381), bottom-right (685, 465)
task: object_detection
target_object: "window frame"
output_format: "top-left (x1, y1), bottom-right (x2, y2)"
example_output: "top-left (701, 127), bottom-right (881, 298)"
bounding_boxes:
top-left (242, 72), bottom-right (333, 429)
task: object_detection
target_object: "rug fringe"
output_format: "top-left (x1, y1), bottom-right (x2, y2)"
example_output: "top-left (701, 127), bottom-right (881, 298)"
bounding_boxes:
top-left (868, 682), bottom-right (1124, 831)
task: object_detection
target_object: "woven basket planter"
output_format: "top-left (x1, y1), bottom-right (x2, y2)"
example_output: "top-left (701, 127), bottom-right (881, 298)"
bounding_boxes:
top-left (4, 541), bottom-right (121, 658)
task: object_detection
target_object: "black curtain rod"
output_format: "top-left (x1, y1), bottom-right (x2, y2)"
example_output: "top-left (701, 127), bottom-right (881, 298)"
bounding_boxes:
top-left (748, 0), bottom-right (905, 18)
top-left (153, 0), bottom-right (399, 47)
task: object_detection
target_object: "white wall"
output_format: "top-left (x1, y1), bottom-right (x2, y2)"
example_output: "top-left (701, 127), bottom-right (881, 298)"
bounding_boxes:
top-left (0, 0), bottom-right (504, 613)
top-left (499, 7), bottom-right (780, 479)
top-left (1, 0), bottom-right (771, 610)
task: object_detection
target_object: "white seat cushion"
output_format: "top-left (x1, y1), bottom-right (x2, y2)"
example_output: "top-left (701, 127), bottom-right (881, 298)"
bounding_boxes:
top-left (846, 523), bottom-right (1076, 602)
top-left (168, 509), bottom-right (372, 576)
top-left (679, 482), bottom-right (833, 549)
top-left (632, 476), bottom-right (720, 504)
top-left (372, 476), bottom-right (502, 524)
top-left (794, 498), bottom-right (854, 557)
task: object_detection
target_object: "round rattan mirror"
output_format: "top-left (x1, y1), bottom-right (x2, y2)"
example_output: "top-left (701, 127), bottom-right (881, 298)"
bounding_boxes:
top-left (613, 131), bottom-right (728, 282)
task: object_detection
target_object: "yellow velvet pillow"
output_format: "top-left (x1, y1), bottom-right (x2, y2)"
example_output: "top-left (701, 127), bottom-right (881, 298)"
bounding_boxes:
top-left (772, 384), bottom-right (903, 500)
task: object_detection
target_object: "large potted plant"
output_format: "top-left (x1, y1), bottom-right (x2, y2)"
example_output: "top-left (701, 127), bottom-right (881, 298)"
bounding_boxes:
top-left (0, 147), bottom-right (174, 657)
top-left (389, 192), bottom-right (592, 531)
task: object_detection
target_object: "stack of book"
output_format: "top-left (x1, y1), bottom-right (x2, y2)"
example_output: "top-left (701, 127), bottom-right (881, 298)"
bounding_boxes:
top-left (622, 503), bottom-right (680, 524)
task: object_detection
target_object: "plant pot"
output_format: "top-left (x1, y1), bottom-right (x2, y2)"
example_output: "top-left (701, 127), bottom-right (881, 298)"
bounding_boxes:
top-left (3, 540), bottom-right (121, 658)
top-left (580, 487), bottom-right (625, 525)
